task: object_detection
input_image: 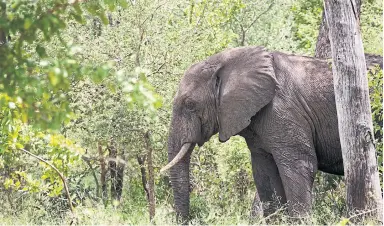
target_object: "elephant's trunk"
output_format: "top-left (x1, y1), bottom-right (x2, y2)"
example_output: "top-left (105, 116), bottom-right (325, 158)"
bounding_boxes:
top-left (167, 133), bottom-right (195, 223)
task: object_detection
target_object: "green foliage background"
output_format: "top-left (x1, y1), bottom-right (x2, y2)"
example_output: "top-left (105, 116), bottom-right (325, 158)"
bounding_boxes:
top-left (0, 0), bottom-right (382, 225)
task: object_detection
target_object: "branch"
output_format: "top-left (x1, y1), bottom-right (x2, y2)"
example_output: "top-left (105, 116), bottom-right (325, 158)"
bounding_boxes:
top-left (144, 131), bottom-right (156, 221)
top-left (19, 148), bottom-right (75, 214)
top-left (127, 128), bottom-right (146, 134)
top-left (136, 1), bottom-right (167, 67)
top-left (141, 2), bottom-right (167, 27)
top-left (347, 208), bottom-right (380, 221)
top-left (149, 61), bottom-right (166, 76)
top-left (137, 155), bottom-right (150, 200)
top-left (195, 2), bottom-right (208, 27)
top-left (240, 24), bottom-right (245, 46)
top-left (106, 157), bottom-right (127, 165)
top-left (257, 206), bottom-right (285, 224)
top-left (81, 155), bottom-right (100, 198)
top-left (245, 0), bottom-right (275, 33)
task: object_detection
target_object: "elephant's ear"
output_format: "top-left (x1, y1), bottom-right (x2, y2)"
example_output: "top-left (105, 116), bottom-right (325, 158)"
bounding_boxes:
top-left (216, 47), bottom-right (277, 142)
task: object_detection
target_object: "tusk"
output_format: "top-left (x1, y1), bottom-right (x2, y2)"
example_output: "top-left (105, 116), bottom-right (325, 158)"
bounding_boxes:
top-left (160, 143), bottom-right (192, 174)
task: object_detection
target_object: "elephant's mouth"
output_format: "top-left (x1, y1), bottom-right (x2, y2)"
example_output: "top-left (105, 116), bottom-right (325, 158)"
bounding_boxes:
top-left (160, 142), bottom-right (193, 173)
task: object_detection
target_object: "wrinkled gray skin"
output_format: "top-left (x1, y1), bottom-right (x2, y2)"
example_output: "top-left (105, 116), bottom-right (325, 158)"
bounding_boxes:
top-left (167, 46), bottom-right (381, 222)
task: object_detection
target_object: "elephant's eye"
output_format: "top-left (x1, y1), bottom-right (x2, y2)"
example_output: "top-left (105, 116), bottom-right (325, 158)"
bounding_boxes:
top-left (185, 100), bottom-right (196, 111)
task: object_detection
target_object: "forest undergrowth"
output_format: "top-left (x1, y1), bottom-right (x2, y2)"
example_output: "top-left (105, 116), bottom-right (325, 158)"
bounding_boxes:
top-left (0, 0), bottom-right (382, 225)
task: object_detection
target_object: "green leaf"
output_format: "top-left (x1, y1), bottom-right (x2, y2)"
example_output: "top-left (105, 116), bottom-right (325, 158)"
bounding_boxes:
top-left (337, 218), bottom-right (349, 226)
top-left (15, 143), bottom-right (24, 149)
top-left (98, 12), bottom-right (109, 25)
top-left (24, 18), bottom-right (32, 29)
top-left (71, 12), bottom-right (85, 24)
top-left (48, 71), bottom-right (59, 86)
top-left (117, 0), bottom-right (128, 9)
top-left (36, 45), bottom-right (47, 57)
top-left (104, 0), bottom-right (116, 11)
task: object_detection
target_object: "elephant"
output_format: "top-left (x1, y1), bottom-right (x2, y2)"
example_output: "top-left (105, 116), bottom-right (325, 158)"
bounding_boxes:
top-left (160, 46), bottom-right (382, 222)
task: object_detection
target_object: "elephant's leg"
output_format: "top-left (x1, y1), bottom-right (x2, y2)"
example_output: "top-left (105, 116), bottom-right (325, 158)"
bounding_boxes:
top-left (272, 144), bottom-right (318, 216)
top-left (250, 149), bottom-right (287, 217)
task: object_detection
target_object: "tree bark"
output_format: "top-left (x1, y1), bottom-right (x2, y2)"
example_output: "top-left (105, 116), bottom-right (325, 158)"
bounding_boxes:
top-left (144, 131), bottom-right (156, 221)
top-left (137, 152), bottom-right (156, 222)
top-left (0, 2), bottom-right (7, 46)
top-left (315, 1), bottom-right (361, 58)
top-left (323, 0), bottom-right (383, 221)
top-left (108, 142), bottom-right (125, 203)
top-left (115, 149), bottom-right (125, 202)
top-left (98, 142), bottom-right (108, 204)
top-left (314, 11), bottom-right (331, 58)
top-left (108, 141), bottom-right (118, 202)
top-left (137, 155), bottom-right (149, 197)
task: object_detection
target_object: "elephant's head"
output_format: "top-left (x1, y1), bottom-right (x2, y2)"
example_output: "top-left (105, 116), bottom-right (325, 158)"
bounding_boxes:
top-left (161, 46), bottom-right (277, 222)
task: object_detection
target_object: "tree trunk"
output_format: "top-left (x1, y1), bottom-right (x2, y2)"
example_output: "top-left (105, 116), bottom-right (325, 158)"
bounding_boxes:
top-left (0, 2), bottom-right (7, 46)
top-left (315, 1), bottom-right (361, 58)
top-left (98, 142), bottom-right (108, 205)
top-left (144, 131), bottom-right (156, 221)
top-left (314, 11), bottom-right (331, 58)
top-left (323, 0), bottom-right (383, 221)
top-left (108, 142), bottom-right (125, 203)
top-left (137, 149), bottom-right (155, 222)
top-left (115, 149), bottom-right (125, 202)
top-left (108, 141), bottom-right (118, 202)
top-left (137, 155), bottom-right (149, 199)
